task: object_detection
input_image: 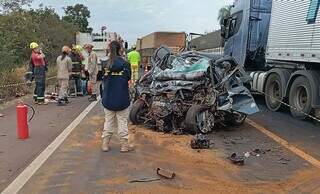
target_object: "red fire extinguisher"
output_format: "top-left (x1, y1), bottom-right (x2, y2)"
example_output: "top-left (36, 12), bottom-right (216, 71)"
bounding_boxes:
top-left (16, 101), bottom-right (35, 139)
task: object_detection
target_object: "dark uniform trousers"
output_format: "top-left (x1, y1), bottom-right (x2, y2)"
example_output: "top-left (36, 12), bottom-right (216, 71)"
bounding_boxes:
top-left (34, 66), bottom-right (46, 103)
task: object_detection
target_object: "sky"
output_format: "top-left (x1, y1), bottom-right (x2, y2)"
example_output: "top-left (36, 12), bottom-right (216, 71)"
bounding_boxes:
top-left (31, 0), bottom-right (234, 45)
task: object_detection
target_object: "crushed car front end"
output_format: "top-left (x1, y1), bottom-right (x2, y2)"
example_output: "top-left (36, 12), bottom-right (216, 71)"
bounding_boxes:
top-left (130, 46), bottom-right (259, 134)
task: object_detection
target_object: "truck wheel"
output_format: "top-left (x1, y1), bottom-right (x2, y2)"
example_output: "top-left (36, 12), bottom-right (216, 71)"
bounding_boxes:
top-left (130, 99), bottom-right (147, 125)
top-left (289, 76), bottom-right (312, 119)
top-left (184, 105), bottom-right (214, 135)
top-left (265, 73), bottom-right (283, 111)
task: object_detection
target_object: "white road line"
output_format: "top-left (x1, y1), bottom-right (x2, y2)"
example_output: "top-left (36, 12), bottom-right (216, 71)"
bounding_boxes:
top-left (247, 119), bottom-right (320, 169)
top-left (1, 97), bottom-right (100, 194)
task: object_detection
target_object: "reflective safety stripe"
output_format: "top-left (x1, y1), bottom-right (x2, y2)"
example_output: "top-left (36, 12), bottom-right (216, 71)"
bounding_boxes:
top-left (106, 70), bottom-right (124, 76)
top-left (111, 72), bottom-right (124, 76)
top-left (37, 97), bottom-right (45, 99)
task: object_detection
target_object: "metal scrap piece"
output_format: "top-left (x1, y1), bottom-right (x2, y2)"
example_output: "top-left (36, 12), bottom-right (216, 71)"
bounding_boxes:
top-left (229, 153), bottom-right (245, 165)
top-left (190, 134), bottom-right (210, 149)
top-left (156, 168), bottom-right (176, 179)
top-left (129, 178), bottom-right (161, 183)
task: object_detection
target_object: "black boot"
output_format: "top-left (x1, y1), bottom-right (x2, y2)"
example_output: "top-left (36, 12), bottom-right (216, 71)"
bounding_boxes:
top-left (88, 94), bottom-right (97, 102)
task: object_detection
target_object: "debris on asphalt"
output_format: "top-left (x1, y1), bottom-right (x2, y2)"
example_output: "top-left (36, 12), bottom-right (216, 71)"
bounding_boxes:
top-left (129, 178), bottom-right (161, 183)
top-left (244, 152), bottom-right (250, 158)
top-left (156, 168), bottom-right (176, 179)
top-left (45, 92), bottom-right (58, 100)
top-left (0, 113), bottom-right (4, 118)
top-left (229, 153), bottom-right (245, 165)
top-left (278, 157), bottom-right (291, 164)
top-left (250, 148), bottom-right (271, 157)
top-left (190, 134), bottom-right (211, 149)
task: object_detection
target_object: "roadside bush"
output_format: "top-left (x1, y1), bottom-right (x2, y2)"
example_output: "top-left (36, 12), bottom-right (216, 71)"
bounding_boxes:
top-left (0, 67), bottom-right (27, 101)
top-left (0, 6), bottom-right (78, 101)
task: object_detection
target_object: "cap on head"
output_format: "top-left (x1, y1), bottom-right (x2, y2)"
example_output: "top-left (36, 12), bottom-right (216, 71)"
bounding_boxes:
top-left (84, 44), bottom-right (94, 49)
top-left (62, 46), bottom-right (71, 53)
top-left (30, 42), bottom-right (39, 49)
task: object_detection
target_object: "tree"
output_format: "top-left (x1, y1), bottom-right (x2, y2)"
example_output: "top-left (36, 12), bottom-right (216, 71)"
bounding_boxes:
top-left (0, 6), bottom-right (78, 71)
top-left (0, 4), bottom-right (78, 99)
top-left (62, 4), bottom-right (91, 32)
top-left (0, 0), bottom-right (33, 13)
top-left (218, 5), bottom-right (232, 25)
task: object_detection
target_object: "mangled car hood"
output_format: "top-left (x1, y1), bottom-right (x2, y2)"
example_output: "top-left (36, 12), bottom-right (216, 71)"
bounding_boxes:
top-left (150, 58), bottom-right (210, 93)
top-left (137, 46), bottom-right (259, 116)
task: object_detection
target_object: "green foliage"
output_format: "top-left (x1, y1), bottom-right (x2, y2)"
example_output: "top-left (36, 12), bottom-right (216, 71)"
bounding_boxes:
top-left (0, 5), bottom-right (78, 100)
top-left (62, 4), bottom-right (91, 33)
top-left (0, 7), bottom-right (78, 72)
top-left (218, 5), bottom-right (232, 25)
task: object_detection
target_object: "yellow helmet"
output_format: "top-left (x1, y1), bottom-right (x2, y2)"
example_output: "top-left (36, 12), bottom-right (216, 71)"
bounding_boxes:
top-left (62, 46), bottom-right (71, 53)
top-left (73, 45), bottom-right (83, 53)
top-left (30, 42), bottom-right (39, 49)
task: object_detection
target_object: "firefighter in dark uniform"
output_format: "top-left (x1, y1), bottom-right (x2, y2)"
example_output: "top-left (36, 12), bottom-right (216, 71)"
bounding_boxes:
top-left (69, 45), bottom-right (84, 97)
top-left (28, 42), bottom-right (48, 105)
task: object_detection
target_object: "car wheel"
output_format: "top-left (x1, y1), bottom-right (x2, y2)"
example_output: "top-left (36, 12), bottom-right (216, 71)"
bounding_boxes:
top-left (289, 76), bottom-right (312, 120)
top-left (130, 99), bottom-right (147, 125)
top-left (184, 105), bottom-right (214, 135)
top-left (265, 73), bottom-right (283, 111)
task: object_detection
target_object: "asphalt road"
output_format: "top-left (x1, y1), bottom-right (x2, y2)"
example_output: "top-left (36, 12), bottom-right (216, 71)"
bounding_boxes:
top-left (0, 94), bottom-right (320, 193)
top-left (251, 95), bottom-right (320, 161)
top-left (0, 96), bottom-right (91, 192)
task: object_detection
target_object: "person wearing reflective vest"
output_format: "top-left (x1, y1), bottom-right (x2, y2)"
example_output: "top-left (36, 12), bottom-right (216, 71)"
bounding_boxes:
top-left (101, 41), bottom-right (132, 153)
top-left (29, 42), bottom-right (48, 105)
top-left (127, 45), bottom-right (141, 85)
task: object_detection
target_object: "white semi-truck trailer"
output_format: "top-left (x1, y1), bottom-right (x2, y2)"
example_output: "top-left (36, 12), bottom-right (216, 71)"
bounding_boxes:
top-left (76, 32), bottom-right (112, 66)
top-left (221, 0), bottom-right (320, 120)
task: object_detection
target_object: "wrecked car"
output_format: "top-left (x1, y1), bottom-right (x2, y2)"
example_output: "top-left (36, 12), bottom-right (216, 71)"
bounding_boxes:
top-left (130, 46), bottom-right (259, 134)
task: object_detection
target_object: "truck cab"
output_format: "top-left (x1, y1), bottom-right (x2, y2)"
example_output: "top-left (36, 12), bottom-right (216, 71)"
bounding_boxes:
top-left (222, 0), bottom-right (272, 71)
top-left (221, 0), bottom-right (320, 120)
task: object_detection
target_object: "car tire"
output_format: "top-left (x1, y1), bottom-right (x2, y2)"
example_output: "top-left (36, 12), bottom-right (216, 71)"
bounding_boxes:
top-left (130, 99), bottom-right (147, 125)
top-left (289, 76), bottom-right (312, 120)
top-left (265, 73), bottom-right (283, 111)
top-left (184, 105), bottom-right (214, 135)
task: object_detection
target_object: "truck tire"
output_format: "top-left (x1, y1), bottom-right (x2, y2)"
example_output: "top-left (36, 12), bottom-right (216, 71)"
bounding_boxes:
top-left (184, 105), bottom-right (214, 135)
top-left (289, 76), bottom-right (312, 120)
top-left (265, 73), bottom-right (283, 111)
top-left (130, 99), bottom-right (147, 125)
